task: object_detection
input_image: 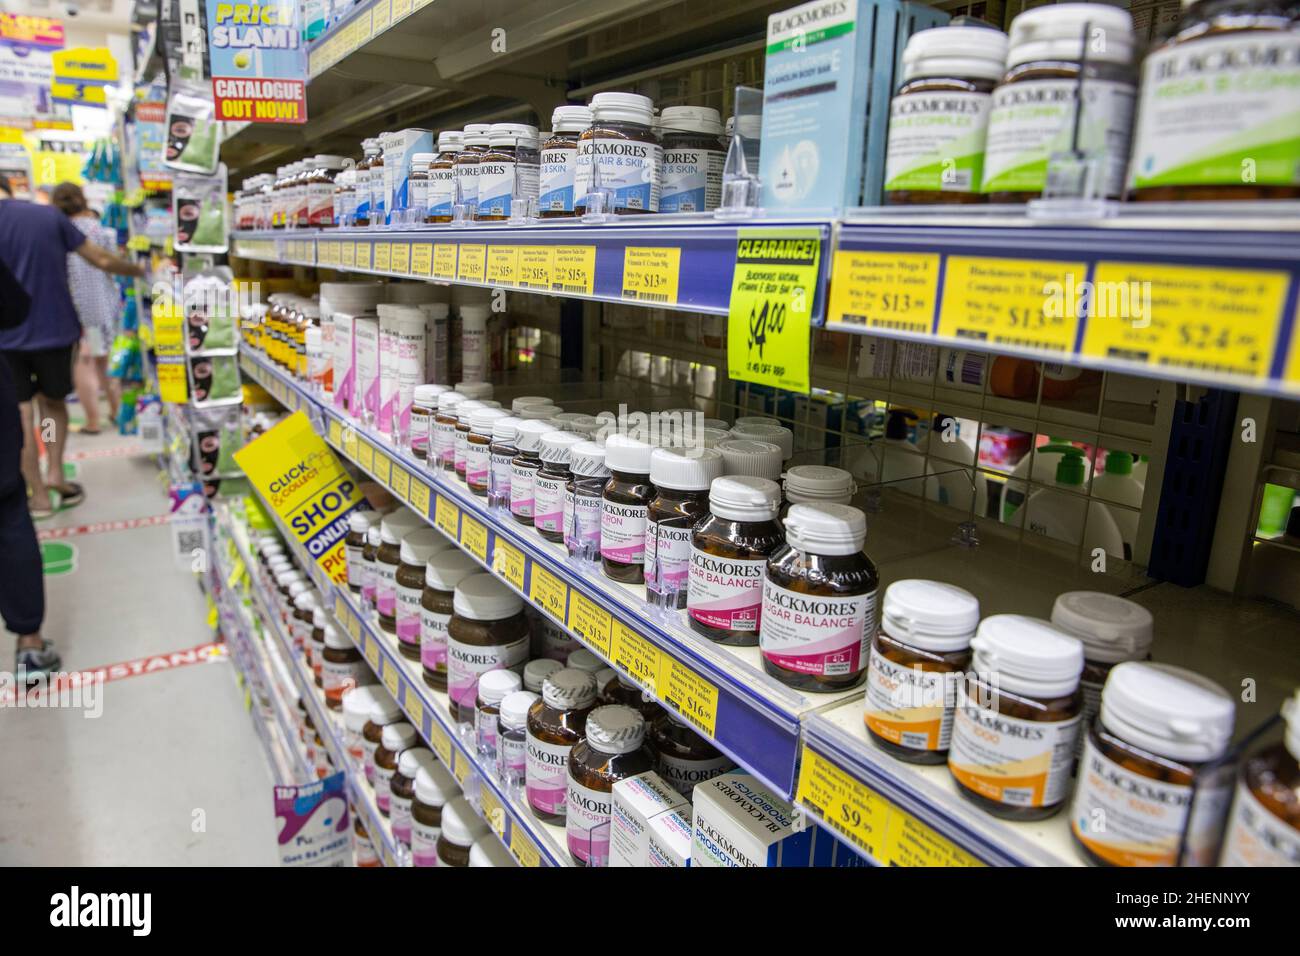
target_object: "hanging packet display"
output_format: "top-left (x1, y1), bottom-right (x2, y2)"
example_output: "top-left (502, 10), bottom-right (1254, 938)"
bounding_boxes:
top-left (187, 353), bottom-right (242, 405)
top-left (164, 85), bottom-right (220, 174)
top-left (184, 271), bottom-right (239, 353)
top-left (174, 166), bottom-right (230, 254)
top-left (191, 404), bottom-right (244, 477)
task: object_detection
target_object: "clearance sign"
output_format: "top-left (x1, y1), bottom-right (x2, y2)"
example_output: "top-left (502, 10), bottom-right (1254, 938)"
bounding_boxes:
top-left (206, 1), bottom-right (307, 123)
top-left (234, 412), bottom-right (364, 584)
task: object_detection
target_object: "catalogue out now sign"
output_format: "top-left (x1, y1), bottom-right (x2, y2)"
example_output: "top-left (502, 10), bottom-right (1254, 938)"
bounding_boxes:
top-left (233, 412), bottom-right (363, 583)
top-left (206, 1), bottom-right (307, 123)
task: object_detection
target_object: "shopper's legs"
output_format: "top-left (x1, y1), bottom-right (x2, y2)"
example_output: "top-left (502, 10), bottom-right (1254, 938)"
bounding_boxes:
top-left (17, 399), bottom-right (50, 512)
top-left (32, 345), bottom-right (81, 507)
top-left (98, 356), bottom-right (119, 423)
top-left (73, 349), bottom-right (101, 432)
top-left (38, 394), bottom-right (69, 491)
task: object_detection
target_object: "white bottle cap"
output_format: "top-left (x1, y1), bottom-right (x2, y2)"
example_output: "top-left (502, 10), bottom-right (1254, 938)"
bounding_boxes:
top-left (380, 508), bottom-right (424, 545)
top-left (276, 567), bottom-right (305, 587)
top-left (294, 589), bottom-right (320, 612)
top-left (366, 525), bottom-right (382, 547)
top-left (783, 503), bottom-right (866, 556)
top-left (729, 424), bottom-right (793, 460)
top-left (589, 91), bottom-right (655, 126)
top-left (488, 122), bottom-right (539, 148)
top-left (398, 747), bottom-right (436, 779)
top-left (369, 690), bottom-right (404, 724)
top-left (584, 705), bottom-right (647, 755)
top-left (477, 668), bottom-right (523, 706)
top-left (470, 406), bottom-right (509, 435)
top-left (425, 548), bottom-right (480, 591)
top-left (414, 759), bottom-right (460, 806)
top-left (595, 667), bottom-right (618, 693)
top-left (524, 657), bottom-right (563, 693)
top-left (288, 580), bottom-right (310, 601)
top-left (542, 668), bottom-right (598, 709)
top-left (733, 415), bottom-right (779, 428)
top-left (454, 573), bottom-right (523, 620)
top-left (784, 465), bottom-right (857, 504)
top-left (411, 152), bottom-right (437, 168)
top-left (517, 404), bottom-right (562, 420)
top-left (439, 796), bottom-right (490, 847)
top-left (380, 721), bottom-right (417, 751)
top-left (462, 124), bottom-right (492, 147)
top-left (1006, 3), bottom-right (1134, 68)
top-left (342, 685), bottom-right (378, 732)
top-left (469, 835), bottom-right (519, 867)
top-left (566, 648), bottom-right (604, 673)
top-left (699, 427), bottom-right (731, 447)
top-left (455, 401), bottom-right (486, 424)
top-left (437, 390), bottom-right (466, 413)
top-left (703, 418), bottom-right (729, 431)
top-left (569, 441), bottom-right (610, 479)
top-left (351, 509), bottom-right (380, 533)
top-left (514, 419), bottom-right (554, 453)
top-left (312, 606), bottom-right (329, 629)
top-left (540, 431), bottom-right (584, 465)
top-left (1099, 662), bottom-right (1234, 763)
top-left (510, 396), bottom-right (553, 412)
top-left (708, 475), bottom-right (781, 522)
top-left (881, 579), bottom-right (980, 652)
top-left (492, 416), bottom-right (521, 443)
top-left (650, 446), bottom-right (725, 491)
top-left (259, 538), bottom-right (285, 555)
top-left (551, 105), bottom-right (593, 133)
top-left (901, 24), bottom-right (1009, 83)
top-left (1050, 591), bottom-right (1154, 664)
top-left (400, 527), bottom-right (451, 566)
top-left (455, 381), bottom-right (495, 399)
top-left (413, 384), bottom-right (449, 407)
top-left (660, 105), bottom-right (723, 137)
top-left (717, 439), bottom-right (784, 480)
top-left (500, 690), bottom-right (541, 730)
top-left (323, 623), bottom-right (352, 651)
top-left (1284, 689), bottom-right (1300, 763)
top-left (604, 434), bottom-right (654, 474)
top-left (970, 615), bottom-right (1084, 699)
top-left (437, 130), bottom-right (464, 152)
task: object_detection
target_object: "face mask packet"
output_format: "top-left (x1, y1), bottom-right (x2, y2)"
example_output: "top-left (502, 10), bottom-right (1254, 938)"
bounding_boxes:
top-left (175, 166), bottom-right (230, 254)
top-left (187, 353), bottom-right (242, 405)
top-left (184, 273), bottom-right (239, 353)
top-left (191, 403), bottom-right (244, 478)
top-left (164, 85), bottom-right (220, 174)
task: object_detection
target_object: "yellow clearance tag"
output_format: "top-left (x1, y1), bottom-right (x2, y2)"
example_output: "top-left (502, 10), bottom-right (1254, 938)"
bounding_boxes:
top-left (937, 256), bottom-right (1087, 354)
top-left (493, 539), bottom-right (526, 590)
top-left (796, 746), bottom-right (890, 862)
top-left (566, 592), bottom-right (612, 657)
top-left (372, 242), bottom-right (392, 272)
top-left (518, 247), bottom-right (553, 290)
top-left (827, 250), bottom-right (940, 335)
top-left (402, 683), bottom-right (423, 729)
top-left (433, 244), bottom-right (457, 279)
top-left (551, 246), bottom-right (596, 295)
top-left (390, 243), bottom-right (410, 275)
top-left (612, 622), bottom-right (660, 692)
top-left (347, 609), bottom-right (362, 641)
top-left (355, 242), bottom-right (372, 270)
top-left (487, 246), bottom-right (519, 287)
top-left (657, 659), bottom-right (718, 737)
top-left (411, 243), bottom-right (433, 277)
top-left (529, 564), bottom-right (567, 621)
top-left (510, 828), bottom-right (541, 867)
top-left (1080, 262), bottom-right (1291, 381)
top-left (460, 515), bottom-right (489, 562)
top-left (341, 242), bottom-right (356, 267)
top-left (457, 244), bottom-right (487, 283)
top-left (409, 479), bottom-right (431, 516)
top-left (234, 411), bottom-right (366, 586)
top-left (390, 465), bottom-right (411, 502)
top-left (622, 247), bottom-right (681, 305)
top-left (206, 596), bottom-right (218, 630)
top-left (434, 496), bottom-right (460, 539)
top-left (727, 228), bottom-right (821, 394)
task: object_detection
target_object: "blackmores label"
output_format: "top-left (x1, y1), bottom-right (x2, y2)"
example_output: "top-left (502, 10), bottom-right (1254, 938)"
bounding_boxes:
top-left (759, 581), bottom-right (876, 677)
top-left (687, 549), bottom-right (765, 632)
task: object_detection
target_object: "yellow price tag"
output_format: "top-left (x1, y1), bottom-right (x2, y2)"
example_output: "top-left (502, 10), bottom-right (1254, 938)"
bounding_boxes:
top-left (427, 719), bottom-right (452, 765)
top-left (480, 788), bottom-right (506, 837)
top-left (390, 465), bottom-right (411, 502)
top-left (383, 661), bottom-right (400, 698)
top-left (363, 631), bottom-right (380, 668)
top-left (347, 610), bottom-right (361, 641)
top-left (390, 243), bottom-right (410, 275)
top-left (402, 684), bottom-right (424, 730)
top-left (371, 0), bottom-right (391, 31)
top-left (409, 479), bottom-right (431, 516)
top-left (206, 597), bottom-right (218, 630)
top-left (883, 803), bottom-right (982, 867)
top-left (157, 362), bottom-right (188, 404)
top-left (433, 244), bottom-right (457, 279)
top-left (328, 419), bottom-right (342, 446)
top-left (657, 659), bottom-right (718, 737)
top-left (226, 556), bottom-right (246, 590)
top-left (622, 246), bottom-right (680, 305)
top-left (528, 564), bottom-right (568, 621)
top-left (434, 496), bottom-right (459, 539)
top-left (450, 749), bottom-right (471, 786)
top-left (372, 242), bottom-right (391, 272)
top-left (510, 828), bottom-right (541, 868)
top-left (937, 256), bottom-right (1086, 355)
top-left (566, 591), bottom-right (612, 657)
top-left (727, 229), bottom-right (821, 394)
top-left (1080, 262), bottom-right (1290, 381)
top-left (457, 244), bottom-right (487, 282)
top-left (342, 426), bottom-right (358, 460)
top-left (356, 440), bottom-right (374, 473)
top-left (487, 246), bottom-right (519, 287)
top-left (334, 592), bottom-right (348, 621)
top-left (460, 514), bottom-right (489, 562)
top-left (518, 246), bottom-right (553, 290)
top-left (356, 242), bottom-right (372, 270)
top-left (1287, 303), bottom-right (1300, 387)
top-left (391, 0), bottom-right (411, 19)
top-left (492, 538), bottom-right (526, 590)
top-left (341, 241), bottom-right (356, 267)
top-left (796, 746), bottom-right (889, 862)
top-left (612, 622), bottom-right (660, 693)
top-left (410, 243), bottom-right (433, 277)
top-left (371, 448), bottom-right (391, 484)
top-left (826, 250), bottom-right (940, 336)
top-left (551, 245), bottom-right (596, 295)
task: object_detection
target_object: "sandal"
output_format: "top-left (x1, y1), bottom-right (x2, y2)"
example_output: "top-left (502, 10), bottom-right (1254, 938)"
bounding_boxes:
top-left (50, 482), bottom-right (85, 509)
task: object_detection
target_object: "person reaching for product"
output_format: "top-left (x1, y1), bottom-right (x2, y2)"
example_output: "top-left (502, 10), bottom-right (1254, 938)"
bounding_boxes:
top-left (0, 174), bottom-right (145, 519)
top-left (52, 183), bottom-right (123, 435)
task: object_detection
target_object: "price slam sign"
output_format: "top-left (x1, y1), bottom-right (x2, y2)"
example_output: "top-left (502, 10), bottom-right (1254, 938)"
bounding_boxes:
top-left (207, 1), bottom-right (308, 123)
top-left (727, 229), bottom-right (821, 394)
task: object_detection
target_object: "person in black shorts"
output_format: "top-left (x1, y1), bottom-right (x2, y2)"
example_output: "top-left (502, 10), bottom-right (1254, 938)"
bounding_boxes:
top-left (0, 174), bottom-right (144, 520)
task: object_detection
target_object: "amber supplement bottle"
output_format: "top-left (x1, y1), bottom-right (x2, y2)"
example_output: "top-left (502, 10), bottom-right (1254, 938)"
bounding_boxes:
top-left (375, 509), bottom-right (425, 633)
top-left (535, 432), bottom-right (583, 542)
top-left (431, 390), bottom-right (465, 474)
top-left (498, 690), bottom-right (541, 788)
top-left (565, 440), bottom-right (609, 561)
top-left (353, 813), bottom-right (380, 867)
top-left (373, 722), bottom-right (417, 816)
top-left (395, 528), bottom-right (452, 661)
top-left (1071, 662), bottom-right (1235, 866)
top-left (454, 124), bottom-right (491, 216)
top-left (533, 613), bottom-right (580, 662)
top-left (322, 622), bottom-right (373, 709)
top-left (645, 447), bottom-right (724, 608)
top-left (474, 123), bottom-right (540, 221)
top-left (601, 434), bottom-right (655, 583)
top-left (309, 606), bottom-right (327, 687)
top-left (427, 131), bottom-right (462, 223)
top-left (574, 91), bottom-right (661, 214)
top-left (476, 667), bottom-right (523, 762)
top-left (361, 524), bottom-right (381, 609)
top-left (390, 747), bottom-right (434, 847)
top-left (453, 400), bottom-right (488, 481)
top-left (687, 476), bottom-right (783, 646)
top-left (510, 420), bottom-right (552, 525)
top-left (466, 407), bottom-right (509, 496)
top-left (760, 503), bottom-right (879, 693)
top-left (526, 668), bottom-right (598, 823)
top-left (342, 685), bottom-right (377, 765)
top-left (540, 105), bottom-right (593, 217)
top-left (650, 709), bottom-right (735, 796)
top-left (567, 705), bottom-right (656, 866)
top-left (420, 549), bottom-right (479, 691)
top-left (865, 579), bottom-right (979, 764)
top-left (446, 574), bottom-right (530, 723)
top-left (362, 691), bottom-right (403, 785)
top-left (488, 415), bottom-right (521, 509)
top-left (1221, 689), bottom-right (1300, 866)
top-left (948, 615), bottom-right (1083, 820)
top-left (600, 672), bottom-right (663, 722)
top-left (410, 760), bottom-right (462, 867)
top-left (409, 384), bottom-right (447, 461)
top-left (345, 509), bottom-right (380, 593)
top-left (658, 106), bottom-right (725, 213)
top-left (353, 139), bottom-right (380, 226)
top-left (436, 796), bottom-right (490, 866)
top-left (292, 589), bottom-right (320, 654)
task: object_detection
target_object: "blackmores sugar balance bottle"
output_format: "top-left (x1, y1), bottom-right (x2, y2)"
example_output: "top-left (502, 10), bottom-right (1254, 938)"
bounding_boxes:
top-left (566, 705), bottom-right (656, 866)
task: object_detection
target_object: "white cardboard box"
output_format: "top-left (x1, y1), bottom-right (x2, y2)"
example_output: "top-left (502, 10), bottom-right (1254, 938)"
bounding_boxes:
top-left (611, 771), bottom-right (690, 867)
top-left (691, 771), bottom-right (813, 867)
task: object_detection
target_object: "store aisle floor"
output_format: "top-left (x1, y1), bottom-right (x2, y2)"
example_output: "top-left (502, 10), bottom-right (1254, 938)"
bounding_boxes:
top-left (0, 410), bottom-right (279, 865)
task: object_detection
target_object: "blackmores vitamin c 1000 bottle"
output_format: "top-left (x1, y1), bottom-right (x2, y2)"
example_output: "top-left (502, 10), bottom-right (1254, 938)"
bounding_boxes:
top-left (948, 615), bottom-right (1084, 820)
top-left (864, 579), bottom-right (980, 764)
top-left (446, 573), bottom-right (530, 723)
top-left (1071, 662), bottom-right (1235, 867)
top-left (601, 435), bottom-right (655, 584)
top-left (526, 668), bottom-right (598, 823)
top-left (566, 705), bottom-right (656, 866)
top-left (1220, 688), bottom-right (1300, 866)
top-left (687, 476), bottom-right (784, 646)
top-left (760, 503), bottom-right (879, 693)
top-left (420, 549), bottom-right (479, 692)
